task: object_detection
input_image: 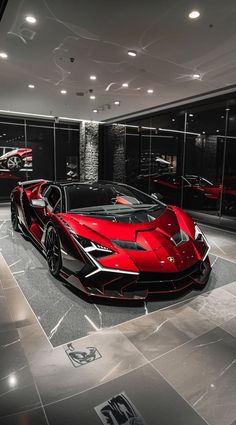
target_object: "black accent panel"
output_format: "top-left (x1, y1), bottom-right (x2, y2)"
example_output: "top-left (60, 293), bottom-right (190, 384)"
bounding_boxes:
top-left (138, 262), bottom-right (201, 283)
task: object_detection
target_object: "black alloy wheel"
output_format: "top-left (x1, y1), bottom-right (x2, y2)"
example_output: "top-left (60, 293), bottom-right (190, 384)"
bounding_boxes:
top-left (11, 201), bottom-right (20, 231)
top-left (45, 226), bottom-right (62, 277)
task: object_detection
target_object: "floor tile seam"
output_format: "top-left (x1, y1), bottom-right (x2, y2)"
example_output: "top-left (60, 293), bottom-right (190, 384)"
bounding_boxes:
top-left (217, 322), bottom-right (236, 339)
top-left (209, 252), bottom-right (236, 264)
top-left (149, 361), bottom-right (211, 425)
top-left (33, 376), bottom-right (50, 425)
top-left (119, 319), bottom-right (219, 370)
top-left (52, 277), bottom-right (236, 350)
top-left (0, 404), bottom-right (44, 421)
top-left (40, 360), bottom-right (152, 410)
top-left (0, 253), bottom-right (54, 350)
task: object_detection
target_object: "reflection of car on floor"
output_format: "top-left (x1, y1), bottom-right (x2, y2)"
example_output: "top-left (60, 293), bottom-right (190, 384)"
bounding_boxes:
top-left (11, 179), bottom-right (211, 300)
top-left (148, 173), bottom-right (221, 209)
top-left (0, 147), bottom-right (32, 171)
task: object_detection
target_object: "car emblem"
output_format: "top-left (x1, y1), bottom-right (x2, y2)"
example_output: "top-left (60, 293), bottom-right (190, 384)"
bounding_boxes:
top-left (167, 256), bottom-right (175, 263)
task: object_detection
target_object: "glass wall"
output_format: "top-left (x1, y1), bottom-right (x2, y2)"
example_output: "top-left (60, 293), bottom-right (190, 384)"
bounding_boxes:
top-left (0, 117), bottom-right (80, 200)
top-left (103, 93), bottom-right (236, 227)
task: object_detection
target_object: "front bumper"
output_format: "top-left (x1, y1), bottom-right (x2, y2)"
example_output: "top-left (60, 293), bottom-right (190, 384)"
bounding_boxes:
top-left (63, 258), bottom-right (211, 300)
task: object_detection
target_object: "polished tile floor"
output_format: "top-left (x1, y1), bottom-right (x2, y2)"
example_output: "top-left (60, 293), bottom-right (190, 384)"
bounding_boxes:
top-left (0, 204), bottom-right (236, 425)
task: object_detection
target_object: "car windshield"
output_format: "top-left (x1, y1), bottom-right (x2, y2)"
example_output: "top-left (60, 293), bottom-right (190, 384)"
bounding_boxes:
top-left (65, 183), bottom-right (166, 222)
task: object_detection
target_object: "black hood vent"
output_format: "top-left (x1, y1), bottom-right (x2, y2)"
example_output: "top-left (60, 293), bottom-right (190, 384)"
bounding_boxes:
top-left (171, 229), bottom-right (189, 246)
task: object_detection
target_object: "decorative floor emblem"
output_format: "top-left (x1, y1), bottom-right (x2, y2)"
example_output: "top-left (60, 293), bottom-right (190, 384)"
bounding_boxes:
top-left (95, 392), bottom-right (147, 424)
top-left (65, 343), bottom-right (102, 368)
top-left (167, 256), bottom-right (175, 263)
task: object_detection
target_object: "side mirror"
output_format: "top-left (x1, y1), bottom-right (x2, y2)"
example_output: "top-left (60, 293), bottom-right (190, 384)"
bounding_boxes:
top-left (31, 198), bottom-right (47, 208)
top-left (151, 192), bottom-right (163, 201)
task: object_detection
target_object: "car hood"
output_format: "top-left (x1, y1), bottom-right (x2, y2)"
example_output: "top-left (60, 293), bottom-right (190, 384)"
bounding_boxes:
top-left (59, 206), bottom-right (200, 273)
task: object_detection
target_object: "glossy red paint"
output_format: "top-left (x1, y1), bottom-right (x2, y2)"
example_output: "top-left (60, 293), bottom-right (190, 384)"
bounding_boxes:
top-left (10, 179), bottom-right (211, 300)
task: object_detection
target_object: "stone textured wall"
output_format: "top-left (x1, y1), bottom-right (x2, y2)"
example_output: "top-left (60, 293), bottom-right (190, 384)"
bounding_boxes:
top-left (108, 124), bottom-right (126, 182)
top-left (80, 121), bottom-right (99, 181)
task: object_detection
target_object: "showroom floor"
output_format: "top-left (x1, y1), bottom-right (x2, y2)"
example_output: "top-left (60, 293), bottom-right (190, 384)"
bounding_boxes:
top-left (0, 204), bottom-right (236, 425)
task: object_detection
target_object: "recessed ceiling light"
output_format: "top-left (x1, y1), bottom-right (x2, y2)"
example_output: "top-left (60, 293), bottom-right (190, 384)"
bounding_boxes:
top-left (3, 133), bottom-right (6, 136)
top-left (192, 73), bottom-right (201, 79)
top-left (90, 95), bottom-right (96, 100)
top-left (128, 50), bottom-right (137, 57)
top-left (172, 118), bottom-right (175, 122)
top-left (90, 75), bottom-right (96, 80)
top-left (202, 131), bottom-right (205, 134)
top-left (0, 52), bottom-right (8, 59)
top-left (25, 15), bottom-right (37, 24)
top-left (188, 10), bottom-right (200, 19)
top-left (189, 113), bottom-right (193, 117)
top-left (216, 129), bottom-right (219, 132)
top-left (147, 89), bottom-right (154, 94)
top-left (122, 83), bottom-right (128, 87)
top-left (114, 101), bottom-right (120, 105)
top-left (221, 115), bottom-right (224, 119)
top-left (93, 109), bottom-right (98, 113)
top-left (28, 84), bottom-right (35, 89)
top-left (60, 89), bottom-right (67, 94)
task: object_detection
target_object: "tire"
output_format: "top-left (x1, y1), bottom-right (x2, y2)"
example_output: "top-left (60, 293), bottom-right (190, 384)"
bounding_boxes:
top-left (11, 201), bottom-right (20, 231)
top-left (7, 155), bottom-right (23, 171)
top-left (45, 225), bottom-right (62, 277)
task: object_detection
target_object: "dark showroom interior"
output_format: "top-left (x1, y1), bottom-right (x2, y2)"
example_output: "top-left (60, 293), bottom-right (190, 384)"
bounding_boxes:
top-left (1, 1), bottom-right (236, 424)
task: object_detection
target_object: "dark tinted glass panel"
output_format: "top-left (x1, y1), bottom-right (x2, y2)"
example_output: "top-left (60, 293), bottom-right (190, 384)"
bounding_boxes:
top-left (55, 129), bottom-right (79, 181)
top-left (0, 123), bottom-right (26, 200)
top-left (27, 125), bottom-right (54, 181)
top-left (183, 104), bottom-right (226, 215)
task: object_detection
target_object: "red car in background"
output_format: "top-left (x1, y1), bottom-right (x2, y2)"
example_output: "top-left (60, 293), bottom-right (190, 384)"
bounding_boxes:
top-left (149, 173), bottom-right (220, 209)
top-left (0, 147), bottom-right (32, 171)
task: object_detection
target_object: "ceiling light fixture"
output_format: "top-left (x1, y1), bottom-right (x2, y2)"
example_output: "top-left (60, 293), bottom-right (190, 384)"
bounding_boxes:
top-left (0, 52), bottom-right (8, 59)
top-left (93, 109), bottom-right (98, 113)
top-left (28, 84), bottom-right (35, 89)
top-left (114, 101), bottom-right (120, 105)
top-left (192, 73), bottom-right (201, 79)
top-left (90, 75), bottom-right (96, 80)
top-left (189, 113), bottom-right (193, 117)
top-left (25, 15), bottom-right (37, 24)
top-left (128, 50), bottom-right (137, 57)
top-left (60, 89), bottom-right (67, 94)
top-left (147, 89), bottom-right (154, 94)
top-left (122, 83), bottom-right (128, 87)
top-left (188, 10), bottom-right (200, 19)
top-left (90, 95), bottom-right (96, 100)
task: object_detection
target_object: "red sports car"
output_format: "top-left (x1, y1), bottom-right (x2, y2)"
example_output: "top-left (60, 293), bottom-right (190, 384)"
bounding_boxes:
top-left (10, 179), bottom-right (211, 300)
top-left (0, 147), bottom-right (32, 171)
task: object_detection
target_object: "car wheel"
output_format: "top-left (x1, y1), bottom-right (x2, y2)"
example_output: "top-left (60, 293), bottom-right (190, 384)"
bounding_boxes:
top-left (11, 201), bottom-right (20, 231)
top-left (45, 225), bottom-right (62, 277)
top-left (7, 156), bottom-right (23, 171)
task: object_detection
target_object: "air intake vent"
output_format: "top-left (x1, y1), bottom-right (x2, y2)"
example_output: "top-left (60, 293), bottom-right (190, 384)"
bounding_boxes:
top-left (171, 229), bottom-right (189, 246)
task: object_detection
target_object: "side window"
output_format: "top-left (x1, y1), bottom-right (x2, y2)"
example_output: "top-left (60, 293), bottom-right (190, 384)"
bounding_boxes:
top-left (45, 187), bottom-right (61, 212)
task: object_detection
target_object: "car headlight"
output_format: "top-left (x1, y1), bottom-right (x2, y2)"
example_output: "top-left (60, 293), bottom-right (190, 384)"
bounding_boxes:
top-left (194, 224), bottom-right (210, 261)
top-left (112, 240), bottom-right (147, 251)
top-left (72, 234), bottom-right (114, 258)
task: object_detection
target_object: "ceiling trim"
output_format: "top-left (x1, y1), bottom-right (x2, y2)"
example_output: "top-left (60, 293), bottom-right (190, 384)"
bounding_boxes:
top-left (104, 85), bottom-right (236, 124)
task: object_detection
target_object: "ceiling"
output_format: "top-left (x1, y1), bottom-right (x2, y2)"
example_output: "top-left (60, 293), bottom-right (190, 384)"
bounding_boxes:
top-left (1, 0), bottom-right (236, 121)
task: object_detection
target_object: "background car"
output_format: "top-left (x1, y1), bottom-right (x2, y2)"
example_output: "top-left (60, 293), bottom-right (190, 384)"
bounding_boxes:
top-left (10, 179), bottom-right (211, 300)
top-left (0, 147), bottom-right (32, 171)
top-left (148, 173), bottom-right (220, 209)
